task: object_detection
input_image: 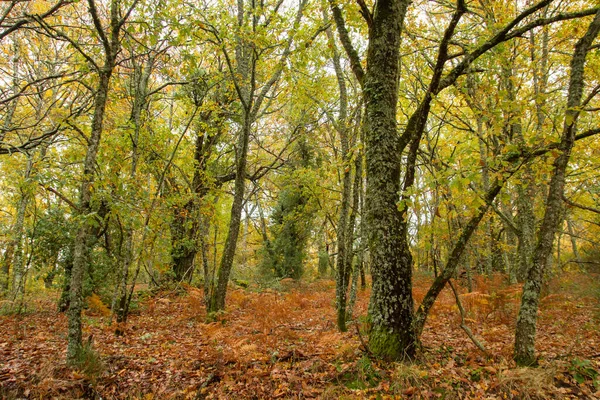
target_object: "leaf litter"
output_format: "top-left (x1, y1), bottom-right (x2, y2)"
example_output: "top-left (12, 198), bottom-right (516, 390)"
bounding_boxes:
top-left (0, 273), bottom-right (599, 399)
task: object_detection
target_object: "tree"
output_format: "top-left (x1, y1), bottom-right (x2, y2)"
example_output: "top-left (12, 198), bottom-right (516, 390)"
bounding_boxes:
top-left (203, 0), bottom-right (309, 312)
top-left (37, 0), bottom-right (140, 362)
top-left (329, 0), bottom-right (599, 359)
top-left (514, 9), bottom-right (600, 366)
top-left (261, 136), bottom-right (318, 280)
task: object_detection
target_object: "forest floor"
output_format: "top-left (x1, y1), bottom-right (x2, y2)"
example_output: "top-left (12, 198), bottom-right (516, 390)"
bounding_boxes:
top-left (1, 273), bottom-right (599, 399)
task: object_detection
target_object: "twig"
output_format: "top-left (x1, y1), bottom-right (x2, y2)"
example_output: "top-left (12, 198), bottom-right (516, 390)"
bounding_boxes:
top-left (448, 279), bottom-right (491, 357)
top-left (355, 322), bottom-right (373, 357)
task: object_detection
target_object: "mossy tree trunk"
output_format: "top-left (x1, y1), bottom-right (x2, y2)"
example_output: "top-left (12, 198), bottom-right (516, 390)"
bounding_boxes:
top-left (66, 0), bottom-right (126, 364)
top-left (514, 9), bottom-right (600, 366)
top-left (329, 0), bottom-right (589, 361)
top-left (362, 0), bottom-right (414, 360)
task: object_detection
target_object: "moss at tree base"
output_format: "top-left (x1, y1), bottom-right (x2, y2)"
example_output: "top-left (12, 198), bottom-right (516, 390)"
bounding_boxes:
top-left (369, 326), bottom-right (416, 361)
top-left (514, 353), bottom-right (539, 367)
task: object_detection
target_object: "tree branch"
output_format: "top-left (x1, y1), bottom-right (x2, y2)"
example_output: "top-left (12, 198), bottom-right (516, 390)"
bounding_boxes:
top-left (328, 0), bottom-right (365, 86)
top-left (563, 196), bottom-right (600, 214)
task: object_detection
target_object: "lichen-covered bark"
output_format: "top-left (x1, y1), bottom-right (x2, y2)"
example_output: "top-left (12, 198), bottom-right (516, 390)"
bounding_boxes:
top-left (514, 9), bottom-right (600, 366)
top-left (363, 0), bottom-right (413, 360)
top-left (67, 0), bottom-right (123, 363)
top-left (516, 176), bottom-right (536, 280)
top-left (324, 11), bottom-right (354, 332)
top-left (67, 70), bottom-right (112, 362)
top-left (209, 113), bottom-right (250, 312)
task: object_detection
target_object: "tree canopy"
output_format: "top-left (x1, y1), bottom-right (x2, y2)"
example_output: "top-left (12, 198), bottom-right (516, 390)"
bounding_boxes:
top-left (2, 0), bottom-right (600, 397)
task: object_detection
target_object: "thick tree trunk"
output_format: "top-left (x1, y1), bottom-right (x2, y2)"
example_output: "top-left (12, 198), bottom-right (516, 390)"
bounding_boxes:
top-left (363, 0), bottom-right (414, 360)
top-left (514, 10), bottom-right (600, 366)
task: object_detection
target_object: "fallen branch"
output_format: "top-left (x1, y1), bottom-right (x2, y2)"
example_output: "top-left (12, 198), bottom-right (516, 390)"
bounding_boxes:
top-left (448, 279), bottom-right (491, 357)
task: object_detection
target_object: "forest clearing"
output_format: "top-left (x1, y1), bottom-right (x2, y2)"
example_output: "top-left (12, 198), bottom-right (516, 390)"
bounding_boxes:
top-left (2, 0), bottom-right (600, 398)
top-left (1, 274), bottom-right (599, 399)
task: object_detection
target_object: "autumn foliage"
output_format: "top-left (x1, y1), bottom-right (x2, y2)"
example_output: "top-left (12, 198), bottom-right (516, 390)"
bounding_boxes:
top-left (1, 273), bottom-right (599, 399)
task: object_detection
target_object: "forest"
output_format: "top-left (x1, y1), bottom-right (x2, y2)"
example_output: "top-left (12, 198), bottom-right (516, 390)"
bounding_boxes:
top-left (1, 0), bottom-right (600, 398)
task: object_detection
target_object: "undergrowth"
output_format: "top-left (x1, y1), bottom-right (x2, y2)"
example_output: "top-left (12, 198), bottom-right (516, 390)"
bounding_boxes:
top-left (70, 342), bottom-right (104, 381)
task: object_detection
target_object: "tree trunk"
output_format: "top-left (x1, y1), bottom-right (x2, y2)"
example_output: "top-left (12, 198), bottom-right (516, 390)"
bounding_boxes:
top-left (347, 149), bottom-right (363, 319)
top-left (324, 11), bottom-right (354, 332)
top-left (363, 0), bottom-right (414, 360)
top-left (114, 56), bottom-right (153, 331)
top-left (514, 10), bottom-right (600, 366)
top-left (209, 115), bottom-right (250, 312)
top-left (6, 158), bottom-right (32, 296)
top-left (67, 69), bottom-right (113, 362)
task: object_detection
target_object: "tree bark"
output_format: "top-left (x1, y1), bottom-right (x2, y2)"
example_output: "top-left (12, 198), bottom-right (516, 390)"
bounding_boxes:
top-left (67, 0), bottom-right (123, 363)
top-left (67, 70), bottom-right (113, 362)
top-left (324, 10), bottom-right (354, 332)
top-left (347, 149), bottom-right (363, 320)
top-left (514, 9), bottom-right (600, 366)
top-left (209, 114), bottom-right (250, 312)
top-left (363, 0), bottom-right (414, 360)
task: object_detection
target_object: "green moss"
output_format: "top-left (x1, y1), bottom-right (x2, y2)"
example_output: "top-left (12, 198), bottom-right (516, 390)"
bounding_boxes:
top-left (70, 342), bottom-right (104, 381)
top-left (369, 326), bottom-right (416, 361)
top-left (339, 356), bottom-right (380, 390)
top-left (514, 353), bottom-right (539, 367)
